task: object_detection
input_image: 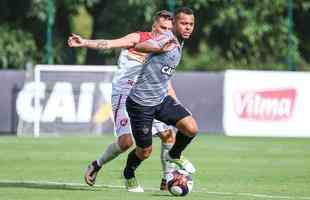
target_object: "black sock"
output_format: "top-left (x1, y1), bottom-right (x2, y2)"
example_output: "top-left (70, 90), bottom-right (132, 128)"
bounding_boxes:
top-left (123, 149), bottom-right (143, 179)
top-left (169, 131), bottom-right (195, 159)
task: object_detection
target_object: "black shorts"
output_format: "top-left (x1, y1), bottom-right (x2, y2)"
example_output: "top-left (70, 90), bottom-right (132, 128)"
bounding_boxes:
top-left (126, 96), bottom-right (191, 148)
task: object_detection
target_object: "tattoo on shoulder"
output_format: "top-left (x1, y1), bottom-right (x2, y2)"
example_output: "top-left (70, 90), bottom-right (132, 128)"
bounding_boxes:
top-left (96, 40), bottom-right (108, 49)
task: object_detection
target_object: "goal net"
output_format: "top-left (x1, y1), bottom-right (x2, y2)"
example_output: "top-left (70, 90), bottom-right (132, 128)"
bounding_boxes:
top-left (17, 65), bottom-right (116, 137)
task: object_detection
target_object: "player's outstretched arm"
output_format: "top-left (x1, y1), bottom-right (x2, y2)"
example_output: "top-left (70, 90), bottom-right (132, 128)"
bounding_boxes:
top-left (134, 40), bottom-right (163, 53)
top-left (135, 34), bottom-right (176, 53)
top-left (68, 33), bottom-right (140, 50)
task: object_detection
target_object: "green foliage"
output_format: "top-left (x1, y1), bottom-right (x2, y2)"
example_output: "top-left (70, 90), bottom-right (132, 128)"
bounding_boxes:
top-left (0, 24), bottom-right (39, 69)
top-left (28, 0), bottom-right (49, 21)
top-left (128, 0), bottom-right (160, 22)
top-left (83, 0), bottom-right (159, 65)
top-left (176, 0), bottom-right (306, 71)
top-left (1, 0), bottom-right (310, 70)
top-left (70, 6), bottom-right (93, 64)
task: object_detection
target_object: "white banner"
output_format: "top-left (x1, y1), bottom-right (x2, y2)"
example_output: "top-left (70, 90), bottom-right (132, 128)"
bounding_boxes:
top-left (17, 65), bottom-right (116, 136)
top-left (224, 70), bottom-right (310, 137)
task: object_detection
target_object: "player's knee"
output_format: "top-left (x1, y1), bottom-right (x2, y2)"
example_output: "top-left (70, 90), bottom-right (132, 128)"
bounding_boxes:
top-left (160, 129), bottom-right (175, 143)
top-left (119, 141), bottom-right (133, 152)
top-left (177, 117), bottom-right (198, 137)
top-left (165, 133), bottom-right (175, 143)
top-left (118, 134), bottom-right (133, 152)
top-left (181, 121), bottom-right (198, 137)
top-left (186, 123), bottom-right (198, 137)
top-left (141, 147), bottom-right (152, 159)
top-left (136, 146), bottom-right (152, 160)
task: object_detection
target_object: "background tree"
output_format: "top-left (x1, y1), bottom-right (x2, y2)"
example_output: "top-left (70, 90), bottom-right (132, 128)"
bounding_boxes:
top-left (0, 0), bottom-right (309, 71)
top-left (175, 0), bottom-right (309, 71)
top-left (0, 1), bottom-right (40, 69)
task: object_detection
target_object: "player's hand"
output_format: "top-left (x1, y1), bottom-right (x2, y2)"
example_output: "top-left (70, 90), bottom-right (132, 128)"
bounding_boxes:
top-left (155, 35), bottom-right (177, 52)
top-left (68, 33), bottom-right (87, 47)
top-left (161, 41), bottom-right (177, 52)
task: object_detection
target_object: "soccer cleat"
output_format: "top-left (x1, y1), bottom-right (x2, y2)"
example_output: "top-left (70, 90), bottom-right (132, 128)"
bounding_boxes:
top-left (167, 155), bottom-right (196, 174)
top-left (160, 178), bottom-right (168, 191)
top-left (124, 177), bottom-right (144, 192)
top-left (84, 160), bottom-right (101, 186)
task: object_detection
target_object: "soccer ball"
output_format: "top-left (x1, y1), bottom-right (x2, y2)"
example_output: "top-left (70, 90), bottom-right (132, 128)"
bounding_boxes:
top-left (166, 169), bottom-right (193, 196)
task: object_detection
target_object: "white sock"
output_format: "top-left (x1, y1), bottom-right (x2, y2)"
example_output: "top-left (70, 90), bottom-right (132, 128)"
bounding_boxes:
top-left (97, 142), bottom-right (122, 167)
top-left (161, 142), bottom-right (174, 178)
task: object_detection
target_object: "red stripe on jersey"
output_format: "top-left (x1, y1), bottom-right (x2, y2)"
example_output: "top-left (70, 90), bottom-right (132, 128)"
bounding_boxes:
top-left (139, 32), bottom-right (152, 42)
top-left (128, 32), bottom-right (152, 52)
top-left (113, 94), bottom-right (123, 123)
top-left (127, 32), bottom-right (152, 63)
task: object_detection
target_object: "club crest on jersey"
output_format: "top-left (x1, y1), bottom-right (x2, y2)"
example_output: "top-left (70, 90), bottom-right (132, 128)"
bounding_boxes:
top-left (120, 118), bottom-right (128, 126)
top-left (142, 125), bottom-right (149, 135)
top-left (127, 79), bottom-right (135, 86)
top-left (161, 65), bottom-right (176, 76)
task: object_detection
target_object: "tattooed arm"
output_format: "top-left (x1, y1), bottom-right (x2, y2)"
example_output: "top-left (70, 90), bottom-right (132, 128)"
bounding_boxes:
top-left (68, 33), bottom-right (140, 50)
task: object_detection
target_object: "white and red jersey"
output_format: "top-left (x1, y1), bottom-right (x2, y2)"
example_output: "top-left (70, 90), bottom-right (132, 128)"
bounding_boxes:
top-left (111, 32), bottom-right (151, 96)
top-left (110, 32), bottom-right (171, 137)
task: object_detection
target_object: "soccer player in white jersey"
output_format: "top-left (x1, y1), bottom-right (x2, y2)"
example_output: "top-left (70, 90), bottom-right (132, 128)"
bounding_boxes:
top-left (68, 10), bottom-right (178, 192)
top-left (122, 7), bottom-right (197, 192)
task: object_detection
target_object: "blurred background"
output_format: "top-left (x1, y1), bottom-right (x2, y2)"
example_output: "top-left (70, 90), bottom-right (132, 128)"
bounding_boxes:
top-left (1, 0), bottom-right (310, 71)
top-left (1, 2), bottom-right (310, 200)
top-left (1, 0), bottom-right (310, 136)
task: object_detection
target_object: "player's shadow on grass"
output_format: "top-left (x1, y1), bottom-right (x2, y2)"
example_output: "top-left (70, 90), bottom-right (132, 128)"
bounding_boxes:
top-left (151, 193), bottom-right (172, 197)
top-left (0, 181), bottom-right (97, 192)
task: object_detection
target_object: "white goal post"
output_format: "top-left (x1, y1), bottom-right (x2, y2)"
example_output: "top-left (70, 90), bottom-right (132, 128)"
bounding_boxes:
top-left (33, 65), bottom-right (117, 137)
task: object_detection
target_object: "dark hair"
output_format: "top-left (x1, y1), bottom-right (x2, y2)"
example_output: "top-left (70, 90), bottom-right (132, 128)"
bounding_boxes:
top-left (174, 7), bottom-right (194, 18)
top-left (154, 10), bottom-right (173, 21)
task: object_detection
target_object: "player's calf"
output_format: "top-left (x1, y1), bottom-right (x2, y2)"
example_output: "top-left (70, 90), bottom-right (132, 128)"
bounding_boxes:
top-left (167, 130), bottom-right (197, 174)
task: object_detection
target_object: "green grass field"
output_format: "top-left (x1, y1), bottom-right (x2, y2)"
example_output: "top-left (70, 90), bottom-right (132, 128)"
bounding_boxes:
top-left (0, 134), bottom-right (310, 200)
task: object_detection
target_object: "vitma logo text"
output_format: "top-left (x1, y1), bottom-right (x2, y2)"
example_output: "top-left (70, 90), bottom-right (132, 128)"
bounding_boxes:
top-left (234, 88), bottom-right (297, 121)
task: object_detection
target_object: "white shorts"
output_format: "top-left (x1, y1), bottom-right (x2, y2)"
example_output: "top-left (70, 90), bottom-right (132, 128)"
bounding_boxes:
top-left (112, 94), bottom-right (172, 137)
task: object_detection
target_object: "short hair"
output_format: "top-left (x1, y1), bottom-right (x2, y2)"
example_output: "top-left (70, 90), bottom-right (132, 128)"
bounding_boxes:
top-left (154, 10), bottom-right (173, 21)
top-left (174, 7), bottom-right (194, 18)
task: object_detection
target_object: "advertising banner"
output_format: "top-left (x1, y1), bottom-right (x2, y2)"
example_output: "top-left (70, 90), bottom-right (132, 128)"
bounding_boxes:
top-left (224, 70), bottom-right (310, 137)
top-left (0, 71), bottom-right (25, 134)
top-left (17, 65), bottom-right (116, 136)
top-left (1, 67), bottom-right (225, 135)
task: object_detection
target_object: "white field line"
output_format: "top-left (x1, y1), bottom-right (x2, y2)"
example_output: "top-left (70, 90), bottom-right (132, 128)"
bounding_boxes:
top-left (0, 180), bottom-right (310, 200)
